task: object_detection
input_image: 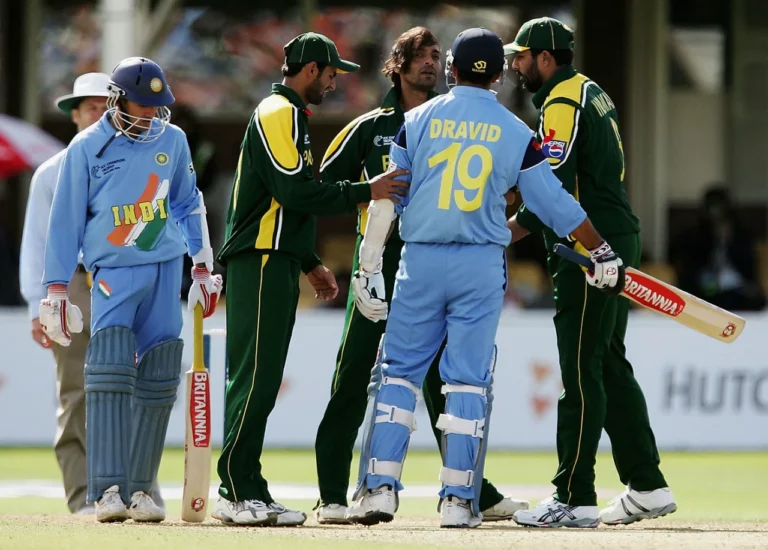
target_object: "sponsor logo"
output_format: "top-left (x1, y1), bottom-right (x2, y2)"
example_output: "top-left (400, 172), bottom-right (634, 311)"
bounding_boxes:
top-left (542, 139), bottom-right (566, 158)
top-left (722, 323), bottom-right (736, 338)
top-left (91, 158), bottom-right (126, 178)
top-left (373, 135), bottom-right (394, 147)
top-left (304, 134), bottom-right (310, 145)
top-left (188, 162), bottom-right (195, 174)
top-left (472, 60), bottom-right (487, 73)
top-left (191, 372), bottom-right (210, 447)
top-left (191, 497), bottom-right (205, 512)
top-left (623, 272), bottom-right (685, 316)
top-left (155, 152), bottom-right (169, 166)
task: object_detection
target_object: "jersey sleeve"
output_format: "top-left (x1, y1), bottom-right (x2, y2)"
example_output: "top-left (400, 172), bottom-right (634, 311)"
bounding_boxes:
top-left (248, 105), bottom-right (371, 214)
top-left (516, 138), bottom-right (586, 238)
top-left (388, 123), bottom-right (412, 216)
top-left (319, 115), bottom-right (367, 184)
top-left (20, 160), bottom-right (56, 317)
top-left (43, 144), bottom-right (89, 286)
top-left (539, 100), bottom-right (579, 194)
top-left (168, 135), bottom-right (206, 260)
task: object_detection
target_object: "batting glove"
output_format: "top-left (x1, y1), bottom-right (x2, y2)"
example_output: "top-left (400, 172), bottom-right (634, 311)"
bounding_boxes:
top-left (586, 241), bottom-right (626, 295)
top-left (351, 269), bottom-right (388, 323)
top-left (187, 266), bottom-right (223, 318)
top-left (39, 284), bottom-right (83, 347)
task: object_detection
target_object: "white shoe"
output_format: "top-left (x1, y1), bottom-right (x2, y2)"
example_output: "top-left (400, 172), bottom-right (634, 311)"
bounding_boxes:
top-left (600, 486), bottom-right (677, 525)
top-left (211, 496), bottom-right (278, 526)
top-left (75, 504), bottom-right (95, 515)
top-left (346, 486), bottom-right (398, 526)
top-left (95, 485), bottom-right (128, 523)
top-left (269, 502), bottom-right (307, 526)
top-left (315, 503), bottom-right (350, 525)
top-left (440, 496), bottom-right (482, 528)
top-left (128, 491), bottom-right (166, 522)
top-left (513, 497), bottom-right (599, 528)
top-left (481, 496), bottom-right (530, 522)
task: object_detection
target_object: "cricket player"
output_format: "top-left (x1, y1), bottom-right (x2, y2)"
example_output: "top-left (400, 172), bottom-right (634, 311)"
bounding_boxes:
top-left (505, 17), bottom-right (677, 527)
top-left (314, 26), bottom-right (527, 525)
top-left (20, 72), bottom-right (109, 514)
top-left (347, 27), bottom-right (624, 528)
top-left (40, 57), bottom-right (222, 523)
top-left (213, 32), bottom-right (408, 527)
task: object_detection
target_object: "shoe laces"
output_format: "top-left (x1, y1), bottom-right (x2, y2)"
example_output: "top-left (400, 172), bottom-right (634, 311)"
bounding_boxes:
top-left (232, 499), bottom-right (267, 513)
top-left (607, 487), bottom-right (631, 506)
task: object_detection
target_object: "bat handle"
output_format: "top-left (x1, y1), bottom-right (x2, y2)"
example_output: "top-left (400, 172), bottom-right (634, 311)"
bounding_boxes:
top-left (193, 304), bottom-right (204, 369)
top-left (552, 243), bottom-right (595, 272)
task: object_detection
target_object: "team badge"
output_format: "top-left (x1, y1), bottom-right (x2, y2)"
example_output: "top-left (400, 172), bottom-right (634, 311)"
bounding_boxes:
top-left (150, 78), bottom-right (163, 92)
top-left (155, 152), bottom-right (169, 165)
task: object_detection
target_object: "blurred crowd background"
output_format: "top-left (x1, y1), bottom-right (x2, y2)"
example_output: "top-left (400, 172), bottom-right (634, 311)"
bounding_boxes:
top-left (1, 0), bottom-right (767, 313)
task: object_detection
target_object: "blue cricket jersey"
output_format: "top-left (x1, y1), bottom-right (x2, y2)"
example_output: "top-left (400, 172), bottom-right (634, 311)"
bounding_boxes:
top-left (43, 112), bottom-right (205, 286)
top-left (389, 86), bottom-right (586, 246)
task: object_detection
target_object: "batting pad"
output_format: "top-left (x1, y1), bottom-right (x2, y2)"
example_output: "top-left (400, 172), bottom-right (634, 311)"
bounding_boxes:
top-left (129, 338), bottom-right (183, 495)
top-left (85, 326), bottom-right (137, 503)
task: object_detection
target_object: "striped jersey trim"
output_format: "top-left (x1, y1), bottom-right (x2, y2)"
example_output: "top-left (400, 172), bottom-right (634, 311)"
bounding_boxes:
top-left (320, 107), bottom-right (396, 171)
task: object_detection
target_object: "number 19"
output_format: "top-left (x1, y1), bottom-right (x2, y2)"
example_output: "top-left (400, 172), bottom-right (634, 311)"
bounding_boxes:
top-left (428, 142), bottom-right (492, 212)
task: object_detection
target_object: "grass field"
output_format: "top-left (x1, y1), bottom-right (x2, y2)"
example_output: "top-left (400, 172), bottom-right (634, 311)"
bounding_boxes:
top-left (1, 448), bottom-right (766, 549)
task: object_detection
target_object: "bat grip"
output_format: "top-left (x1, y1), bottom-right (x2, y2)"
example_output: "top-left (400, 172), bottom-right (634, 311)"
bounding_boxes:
top-left (552, 243), bottom-right (595, 272)
top-left (193, 304), bottom-right (204, 369)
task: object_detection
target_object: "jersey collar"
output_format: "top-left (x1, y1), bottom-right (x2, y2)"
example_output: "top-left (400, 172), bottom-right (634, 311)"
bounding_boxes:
top-left (381, 87), bottom-right (438, 116)
top-left (271, 83), bottom-right (310, 114)
top-left (449, 86), bottom-right (498, 102)
top-left (532, 65), bottom-right (578, 110)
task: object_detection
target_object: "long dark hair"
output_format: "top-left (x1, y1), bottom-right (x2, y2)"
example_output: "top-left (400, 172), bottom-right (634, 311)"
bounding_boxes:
top-left (382, 26), bottom-right (439, 90)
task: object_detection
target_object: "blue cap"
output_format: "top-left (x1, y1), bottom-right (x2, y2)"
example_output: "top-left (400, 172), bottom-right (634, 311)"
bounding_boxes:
top-left (451, 28), bottom-right (505, 76)
top-left (109, 57), bottom-right (175, 107)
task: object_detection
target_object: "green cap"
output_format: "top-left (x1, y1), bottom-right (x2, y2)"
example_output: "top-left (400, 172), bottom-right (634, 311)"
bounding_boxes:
top-left (503, 17), bottom-right (575, 55)
top-left (283, 32), bottom-right (360, 73)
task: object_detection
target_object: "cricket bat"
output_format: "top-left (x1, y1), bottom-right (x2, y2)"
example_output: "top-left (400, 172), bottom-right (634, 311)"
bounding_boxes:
top-left (181, 304), bottom-right (211, 522)
top-left (553, 244), bottom-right (746, 343)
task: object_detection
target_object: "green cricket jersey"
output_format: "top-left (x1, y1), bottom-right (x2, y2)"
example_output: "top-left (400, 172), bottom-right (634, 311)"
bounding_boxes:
top-left (319, 88), bottom-right (436, 244)
top-left (218, 84), bottom-right (372, 271)
top-left (516, 65), bottom-right (639, 267)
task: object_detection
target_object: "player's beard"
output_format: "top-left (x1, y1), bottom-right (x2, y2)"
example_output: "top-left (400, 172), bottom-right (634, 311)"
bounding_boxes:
top-left (402, 69), bottom-right (437, 93)
top-left (306, 76), bottom-right (329, 105)
top-left (518, 63), bottom-right (544, 92)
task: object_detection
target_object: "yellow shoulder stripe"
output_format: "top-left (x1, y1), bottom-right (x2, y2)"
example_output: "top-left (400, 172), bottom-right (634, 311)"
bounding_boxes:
top-left (545, 72), bottom-right (590, 108)
top-left (257, 95), bottom-right (301, 174)
top-left (542, 102), bottom-right (578, 167)
top-left (320, 107), bottom-right (394, 171)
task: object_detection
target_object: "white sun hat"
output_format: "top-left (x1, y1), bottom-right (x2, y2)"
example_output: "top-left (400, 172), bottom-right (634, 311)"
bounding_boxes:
top-left (55, 72), bottom-right (111, 114)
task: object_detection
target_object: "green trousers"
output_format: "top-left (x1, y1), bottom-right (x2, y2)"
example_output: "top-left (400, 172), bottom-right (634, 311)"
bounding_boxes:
top-left (314, 236), bottom-right (504, 509)
top-left (217, 252), bottom-right (299, 503)
top-left (551, 233), bottom-right (667, 506)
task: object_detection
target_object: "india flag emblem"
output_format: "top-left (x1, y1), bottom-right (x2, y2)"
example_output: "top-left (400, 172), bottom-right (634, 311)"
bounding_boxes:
top-left (107, 173), bottom-right (169, 251)
top-left (98, 280), bottom-right (112, 299)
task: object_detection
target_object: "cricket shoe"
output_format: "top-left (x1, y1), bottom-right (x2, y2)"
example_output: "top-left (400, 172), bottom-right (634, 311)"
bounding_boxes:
top-left (346, 485), bottom-right (398, 526)
top-left (481, 496), bottom-right (530, 522)
top-left (440, 496), bottom-right (482, 528)
top-left (95, 485), bottom-right (128, 523)
top-left (314, 503), bottom-right (350, 525)
top-left (513, 497), bottom-right (599, 528)
top-left (128, 490), bottom-right (165, 522)
top-left (211, 496), bottom-right (278, 526)
top-left (269, 502), bottom-right (307, 526)
top-left (600, 486), bottom-right (677, 525)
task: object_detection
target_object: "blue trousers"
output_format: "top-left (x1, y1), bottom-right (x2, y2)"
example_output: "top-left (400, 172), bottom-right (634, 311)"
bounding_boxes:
top-left (90, 257), bottom-right (183, 358)
top-left (364, 242), bottom-right (506, 500)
